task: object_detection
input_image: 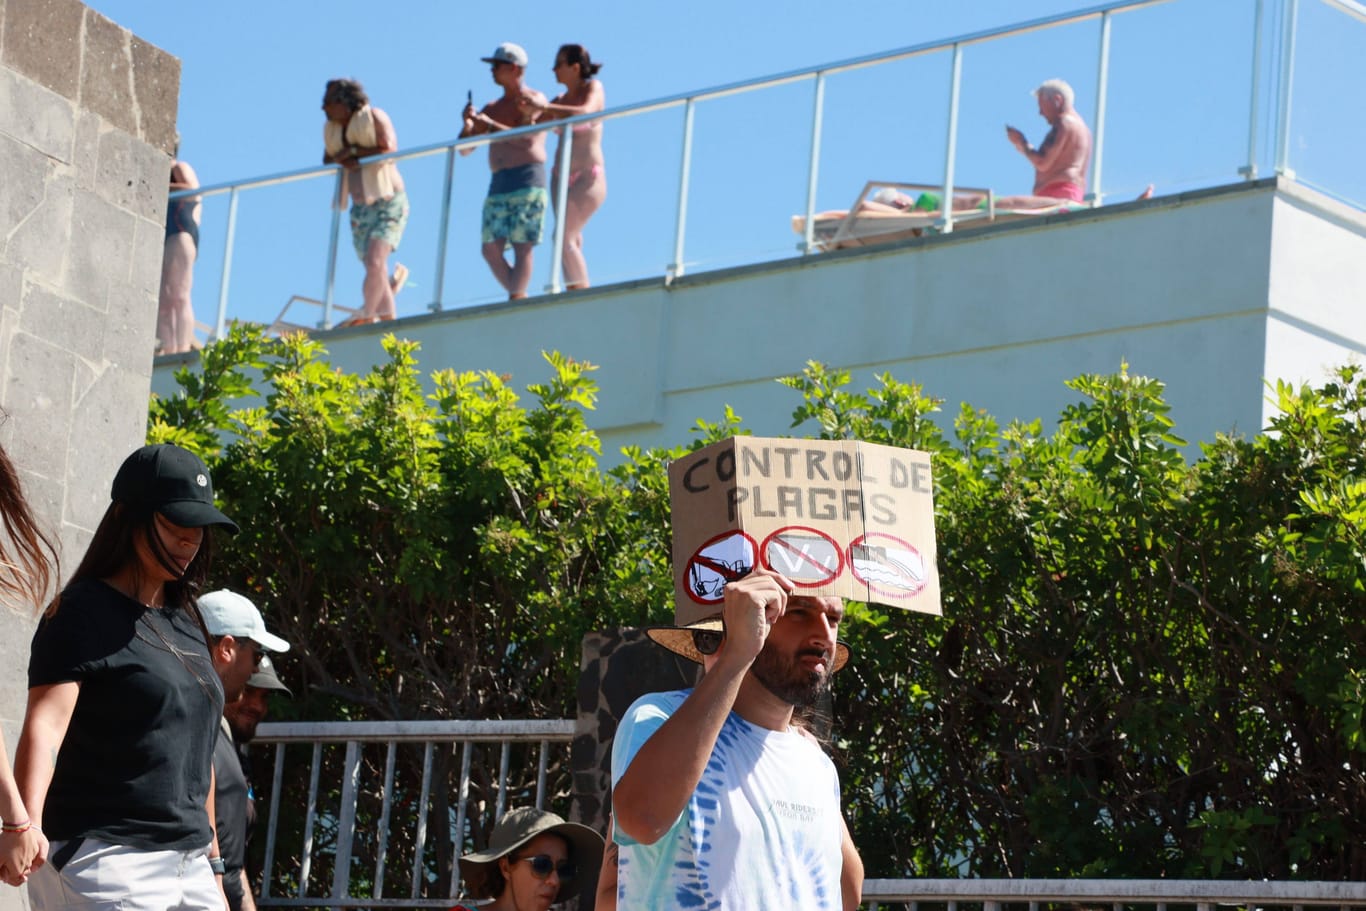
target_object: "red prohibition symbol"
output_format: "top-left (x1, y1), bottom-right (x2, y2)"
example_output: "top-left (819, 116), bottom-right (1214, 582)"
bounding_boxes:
top-left (847, 532), bottom-right (928, 598)
top-left (685, 530), bottom-right (758, 604)
top-left (760, 525), bottom-right (843, 587)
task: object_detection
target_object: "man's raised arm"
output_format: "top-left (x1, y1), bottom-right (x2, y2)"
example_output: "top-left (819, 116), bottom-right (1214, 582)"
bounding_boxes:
top-left (611, 571), bottom-right (791, 844)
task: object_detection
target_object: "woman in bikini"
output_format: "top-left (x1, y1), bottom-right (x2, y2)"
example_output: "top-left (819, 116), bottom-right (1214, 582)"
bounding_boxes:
top-left (16, 443), bottom-right (239, 911)
top-left (0, 436), bottom-right (58, 886)
top-left (522, 44), bottom-right (607, 290)
top-left (159, 152), bottom-right (201, 355)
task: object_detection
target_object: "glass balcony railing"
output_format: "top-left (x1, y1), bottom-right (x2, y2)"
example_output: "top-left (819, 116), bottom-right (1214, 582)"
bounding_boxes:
top-left (165, 0), bottom-right (1365, 343)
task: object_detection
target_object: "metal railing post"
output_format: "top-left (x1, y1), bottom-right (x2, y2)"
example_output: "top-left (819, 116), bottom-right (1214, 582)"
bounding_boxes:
top-left (1090, 11), bottom-right (1112, 204)
top-left (321, 171), bottom-right (344, 329)
top-left (939, 44), bottom-right (964, 233)
top-left (213, 186), bottom-right (239, 341)
top-left (299, 742), bottom-right (323, 897)
top-left (260, 742), bottom-right (285, 899)
top-left (408, 743), bottom-right (434, 896)
top-left (449, 741), bottom-right (474, 897)
top-left (668, 98), bottom-right (696, 282)
top-left (331, 741), bottom-right (361, 905)
top-left (1241, 0), bottom-right (1265, 178)
top-left (547, 127), bottom-right (574, 294)
top-left (431, 147), bottom-right (456, 312)
top-left (801, 72), bottom-right (827, 255)
top-left (1274, 0), bottom-right (1299, 177)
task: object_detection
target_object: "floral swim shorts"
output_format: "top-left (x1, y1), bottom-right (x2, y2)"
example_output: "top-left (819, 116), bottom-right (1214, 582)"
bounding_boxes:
top-left (481, 186), bottom-right (548, 245)
top-left (350, 191), bottom-right (409, 259)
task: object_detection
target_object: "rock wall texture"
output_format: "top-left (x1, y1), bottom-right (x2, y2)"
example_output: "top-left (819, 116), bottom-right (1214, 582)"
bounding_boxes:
top-left (0, 4), bottom-right (178, 906)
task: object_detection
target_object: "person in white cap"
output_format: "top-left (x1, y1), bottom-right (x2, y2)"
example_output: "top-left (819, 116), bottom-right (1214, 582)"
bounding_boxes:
top-left (199, 589), bottom-right (289, 704)
top-left (198, 590), bottom-right (289, 911)
top-left (220, 654), bottom-right (292, 911)
top-left (610, 567), bottom-right (863, 910)
top-left (459, 42), bottom-right (550, 301)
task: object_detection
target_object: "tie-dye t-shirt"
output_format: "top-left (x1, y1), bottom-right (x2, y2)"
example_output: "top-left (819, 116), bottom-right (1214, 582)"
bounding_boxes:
top-left (611, 689), bottom-right (844, 910)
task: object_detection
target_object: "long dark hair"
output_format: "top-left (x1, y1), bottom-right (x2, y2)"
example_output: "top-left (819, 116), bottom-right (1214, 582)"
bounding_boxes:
top-left (323, 78), bottom-right (369, 111)
top-left (0, 440), bottom-right (59, 613)
top-left (557, 44), bottom-right (602, 79)
top-left (47, 501), bottom-right (214, 618)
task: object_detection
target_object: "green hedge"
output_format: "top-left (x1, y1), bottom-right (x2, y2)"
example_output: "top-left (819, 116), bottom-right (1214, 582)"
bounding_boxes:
top-left (151, 327), bottom-right (1365, 880)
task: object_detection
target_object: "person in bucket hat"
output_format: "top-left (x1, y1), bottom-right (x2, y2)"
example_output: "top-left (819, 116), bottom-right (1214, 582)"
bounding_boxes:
top-left (453, 807), bottom-right (602, 911)
top-left (18, 443), bottom-right (238, 911)
top-left (610, 567), bottom-right (863, 910)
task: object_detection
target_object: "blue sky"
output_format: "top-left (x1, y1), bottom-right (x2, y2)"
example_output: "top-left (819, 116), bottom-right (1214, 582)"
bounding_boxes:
top-left (85, 0), bottom-right (1363, 331)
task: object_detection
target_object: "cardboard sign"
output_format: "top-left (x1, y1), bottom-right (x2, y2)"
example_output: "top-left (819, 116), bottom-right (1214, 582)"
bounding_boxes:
top-left (669, 436), bottom-right (940, 622)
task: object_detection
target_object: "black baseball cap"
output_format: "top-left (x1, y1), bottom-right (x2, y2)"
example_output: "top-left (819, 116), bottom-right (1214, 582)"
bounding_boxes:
top-left (111, 444), bottom-right (239, 534)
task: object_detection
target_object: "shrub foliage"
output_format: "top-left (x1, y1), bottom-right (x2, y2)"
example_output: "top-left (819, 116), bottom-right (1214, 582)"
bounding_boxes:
top-left (152, 327), bottom-right (1365, 881)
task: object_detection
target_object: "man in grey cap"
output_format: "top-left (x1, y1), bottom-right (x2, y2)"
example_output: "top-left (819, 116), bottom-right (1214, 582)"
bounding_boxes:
top-left (218, 655), bottom-right (292, 911)
top-left (200, 590), bottom-right (290, 911)
top-left (459, 41), bottom-right (549, 301)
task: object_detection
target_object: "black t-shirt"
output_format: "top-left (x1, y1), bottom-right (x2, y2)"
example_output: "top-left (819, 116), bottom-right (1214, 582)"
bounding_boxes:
top-left (29, 578), bottom-right (225, 850)
top-left (214, 722), bottom-right (249, 911)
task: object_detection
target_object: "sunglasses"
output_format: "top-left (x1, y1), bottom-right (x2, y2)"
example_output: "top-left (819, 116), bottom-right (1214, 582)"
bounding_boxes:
top-left (512, 854), bottom-right (576, 882)
top-left (692, 628), bottom-right (724, 656)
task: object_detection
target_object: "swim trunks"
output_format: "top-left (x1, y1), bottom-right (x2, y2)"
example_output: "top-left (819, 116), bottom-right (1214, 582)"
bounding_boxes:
top-left (1036, 180), bottom-right (1085, 202)
top-left (350, 191), bottom-right (410, 259)
top-left (166, 195), bottom-right (200, 250)
top-left (482, 163), bottom-right (548, 244)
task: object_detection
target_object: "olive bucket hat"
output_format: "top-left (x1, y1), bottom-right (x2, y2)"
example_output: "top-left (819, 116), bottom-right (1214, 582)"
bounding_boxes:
top-left (457, 807), bottom-right (603, 902)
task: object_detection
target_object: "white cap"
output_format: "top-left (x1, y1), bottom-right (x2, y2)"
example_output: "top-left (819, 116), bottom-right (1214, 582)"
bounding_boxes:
top-left (480, 42), bottom-right (528, 67)
top-left (198, 589), bottom-right (290, 652)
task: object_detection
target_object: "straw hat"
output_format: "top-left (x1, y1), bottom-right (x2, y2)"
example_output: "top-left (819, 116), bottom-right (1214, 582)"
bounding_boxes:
top-left (458, 807), bottom-right (603, 902)
top-left (646, 616), bottom-right (850, 672)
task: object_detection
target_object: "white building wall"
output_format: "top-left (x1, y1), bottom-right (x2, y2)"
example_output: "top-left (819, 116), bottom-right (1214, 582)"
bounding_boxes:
top-left (152, 178), bottom-right (1365, 462)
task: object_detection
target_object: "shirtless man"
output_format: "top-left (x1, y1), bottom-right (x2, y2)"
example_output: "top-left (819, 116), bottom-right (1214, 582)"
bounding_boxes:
top-left (322, 78), bottom-right (408, 324)
top-left (460, 43), bottom-right (549, 300)
top-left (1004, 78), bottom-right (1092, 205)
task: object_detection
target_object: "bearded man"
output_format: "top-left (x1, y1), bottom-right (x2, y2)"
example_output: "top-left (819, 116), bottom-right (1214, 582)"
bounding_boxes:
top-left (610, 568), bottom-right (863, 910)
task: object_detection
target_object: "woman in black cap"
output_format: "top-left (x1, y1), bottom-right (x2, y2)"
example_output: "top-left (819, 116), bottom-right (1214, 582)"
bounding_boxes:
top-left (14, 443), bottom-right (239, 911)
top-left (453, 807), bottom-right (603, 911)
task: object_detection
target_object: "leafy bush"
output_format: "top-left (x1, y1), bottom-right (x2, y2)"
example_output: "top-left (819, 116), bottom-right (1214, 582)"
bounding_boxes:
top-left (151, 328), bottom-right (1365, 881)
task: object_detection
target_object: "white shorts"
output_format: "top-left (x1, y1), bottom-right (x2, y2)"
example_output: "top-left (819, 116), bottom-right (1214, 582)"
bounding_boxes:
top-left (28, 837), bottom-right (221, 911)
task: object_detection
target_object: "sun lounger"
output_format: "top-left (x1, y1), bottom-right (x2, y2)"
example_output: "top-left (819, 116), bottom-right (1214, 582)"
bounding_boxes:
top-left (792, 181), bottom-right (1089, 252)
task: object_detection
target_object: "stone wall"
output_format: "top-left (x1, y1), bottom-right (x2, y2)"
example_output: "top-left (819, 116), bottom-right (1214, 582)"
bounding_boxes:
top-left (0, 2), bottom-right (178, 904)
top-left (571, 629), bottom-right (701, 836)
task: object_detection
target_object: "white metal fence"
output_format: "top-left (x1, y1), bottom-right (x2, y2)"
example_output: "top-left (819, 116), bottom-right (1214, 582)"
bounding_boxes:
top-left (248, 720), bottom-right (1366, 910)
top-left (251, 719), bottom-right (576, 908)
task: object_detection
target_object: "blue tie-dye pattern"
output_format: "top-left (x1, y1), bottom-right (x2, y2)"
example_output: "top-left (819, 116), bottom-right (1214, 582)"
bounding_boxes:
top-left (614, 689), bottom-right (842, 910)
